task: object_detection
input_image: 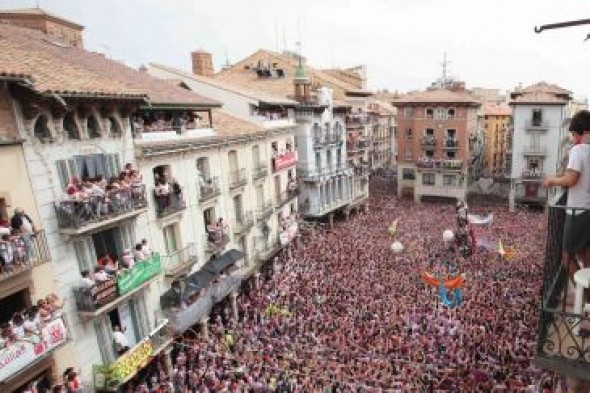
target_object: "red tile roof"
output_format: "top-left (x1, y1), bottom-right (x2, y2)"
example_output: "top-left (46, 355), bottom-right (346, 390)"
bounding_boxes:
top-left (0, 23), bottom-right (220, 107)
top-left (392, 89), bottom-right (481, 105)
top-left (483, 102), bottom-right (512, 116)
top-left (0, 7), bottom-right (84, 30)
top-left (510, 82), bottom-right (571, 105)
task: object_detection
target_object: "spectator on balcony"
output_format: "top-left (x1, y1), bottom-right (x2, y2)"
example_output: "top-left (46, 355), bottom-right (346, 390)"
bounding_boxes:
top-left (113, 325), bottom-right (130, 356)
top-left (154, 176), bottom-right (171, 214)
top-left (122, 249), bottom-right (134, 269)
top-left (134, 244), bottom-right (147, 263)
top-left (46, 293), bottom-right (64, 316)
top-left (11, 208), bottom-right (36, 263)
top-left (0, 233), bottom-right (15, 272)
top-left (80, 270), bottom-right (94, 288)
top-left (93, 266), bottom-right (110, 283)
top-left (23, 308), bottom-right (40, 335)
top-left (544, 110), bottom-right (590, 281)
top-left (11, 313), bottom-right (25, 339)
top-left (141, 239), bottom-right (151, 258)
top-left (171, 178), bottom-right (183, 204)
top-left (37, 298), bottom-right (53, 323)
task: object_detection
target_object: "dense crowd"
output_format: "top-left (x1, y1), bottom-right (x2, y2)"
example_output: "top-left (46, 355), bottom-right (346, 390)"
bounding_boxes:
top-left (126, 179), bottom-right (554, 392)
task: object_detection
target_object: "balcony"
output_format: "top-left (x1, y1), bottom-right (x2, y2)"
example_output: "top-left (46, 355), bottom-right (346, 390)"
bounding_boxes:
top-left (0, 229), bottom-right (50, 284)
top-left (443, 138), bottom-right (459, 150)
top-left (252, 163), bottom-right (268, 181)
top-left (256, 201), bottom-right (274, 220)
top-left (298, 167), bottom-right (327, 181)
top-left (522, 145), bottom-right (546, 156)
top-left (535, 195), bottom-right (590, 380)
top-left (254, 237), bottom-right (281, 263)
top-left (521, 170), bottom-right (545, 181)
top-left (72, 253), bottom-right (162, 318)
top-left (526, 120), bottom-right (549, 131)
top-left (313, 136), bottom-right (327, 150)
top-left (92, 319), bottom-right (172, 391)
top-left (347, 141), bottom-right (362, 154)
top-left (198, 176), bottom-right (221, 202)
top-left (204, 230), bottom-right (230, 254)
top-left (233, 211), bottom-right (254, 235)
top-left (272, 151), bottom-right (298, 172)
top-left (0, 315), bottom-right (69, 384)
top-left (163, 243), bottom-right (198, 277)
top-left (54, 186), bottom-right (148, 235)
top-left (276, 189), bottom-right (299, 208)
top-left (415, 158), bottom-right (463, 171)
top-left (229, 168), bottom-right (248, 189)
top-left (327, 132), bottom-right (342, 146)
top-left (421, 136), bottom-right (436, 147)
top-left (155, 192), bottom-right (186, 219)
top-left (278, 215), bottom-right (299, 246)
top-left (261, 117), bottom-right (295, 129)
top-left (346, 114), bottom-right (370, 127)
top-left (514, 181), bottom-right (548, 203)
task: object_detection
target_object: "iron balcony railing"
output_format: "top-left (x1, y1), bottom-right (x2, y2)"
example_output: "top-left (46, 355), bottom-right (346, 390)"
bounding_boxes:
top-left (313, 136), bottom-right (327, 149)
top-left (254, 236), bottom-right (281, 262)
top-left (54, 186), bottom-right (148, 232)
top-left (204, 232), bottom-right (229, 254)
top-left (256, 201), bottom-right (274, 220)
top-left (526, 120), bottom-right (549, 131)
top-left (522, 145), bottom-right (547, 156)
top-left (154, 189), bottom-right (186, 219)
top-left (276, 189), bottom-right (299, 208)
top-left (163, 243), bottom-right (198, 277)
top-left (229, 168), bottom-right (248, 189)
top-left (233, 211), bottom-right (254, 235)
top-left (535, 194), bottom-right (590, 380)
top-left (443, 138), bottom-right (459, 149)
top-left (0, 229), bottom-right (51, 283)
top-left (415, 158), bottom-right (463, 170)
top-left (421, 136), bottom-right (436, 147)
top-left (72, 253), bottom-right (162, 315)
top-left (198, 176), bottom-right (221, 202)
top-left (252, 163), bottom-right (268, 180)
top-left (522, 170), bottom-right (545, 180)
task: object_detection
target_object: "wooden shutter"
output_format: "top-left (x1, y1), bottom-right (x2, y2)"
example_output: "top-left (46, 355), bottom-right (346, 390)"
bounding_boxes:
top-left (73, 236), bottom-right (97, 272)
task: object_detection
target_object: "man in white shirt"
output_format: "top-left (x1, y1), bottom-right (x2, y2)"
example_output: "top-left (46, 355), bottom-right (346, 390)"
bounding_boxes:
top-left (112, 325), bottom-right (130, 355)
top-left (80, 270), bottom-right (95, 288)
top-left (545, 110), bottom-right (590, 280)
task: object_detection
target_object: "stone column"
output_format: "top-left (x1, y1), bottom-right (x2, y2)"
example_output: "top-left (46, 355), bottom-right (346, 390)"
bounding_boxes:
top-left (230, 291), bottom-right (239, 322)
top-left (200, 317), bottom-right (209, 340)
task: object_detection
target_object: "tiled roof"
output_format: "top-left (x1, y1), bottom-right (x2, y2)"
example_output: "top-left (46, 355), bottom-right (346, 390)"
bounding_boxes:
top-left (0, 7), bottom-right (84, 29)
top-left (510, 82), bottom-right (571, 105)
top-left (520, 81), bottom-right (571, 95)
top-left (214, 110), bottom-right (264, 137)
top-left (214, 49), bottom-right (359, 101)
top-left (0, 23), bottom-right (220, 107)
top-left (483, 102), bottom-right (512, 116)
top-left (392, 89), bottom-right (481, 105)
top-left (148, 63), bottom-right (297, 106)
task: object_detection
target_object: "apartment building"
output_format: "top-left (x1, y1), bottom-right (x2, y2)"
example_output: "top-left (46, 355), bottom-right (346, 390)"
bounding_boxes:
top-left (393, 82), bottom-right (482, 202)
top-left (508, 82), bottom-right (571, 210)
top-left (483, 102), bottom-right (512, 177)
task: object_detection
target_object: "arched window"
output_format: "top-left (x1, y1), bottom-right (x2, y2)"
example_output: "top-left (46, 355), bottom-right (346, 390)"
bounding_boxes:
top-left (108, 117), bottom-right (122, 138)
top-left (313, 123), bottom-right (321, 141)
top-left (63, 112), bottom-right (80, 140)
top-left (34, 115), bottom-right (51, 142)
top-left (87, 115), bottom-right (101, 139)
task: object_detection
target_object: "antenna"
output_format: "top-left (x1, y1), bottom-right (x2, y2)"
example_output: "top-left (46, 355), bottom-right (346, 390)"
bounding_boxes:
top-left (296, 18), bottom-right (303, 65)
top-left (282, 27), bottom-right (287, 53)
top-left (275, 23), bottom-right (279, 54)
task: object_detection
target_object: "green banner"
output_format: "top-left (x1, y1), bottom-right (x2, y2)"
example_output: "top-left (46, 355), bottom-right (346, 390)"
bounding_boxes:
top-left (117, 253), bottom-right (162, 295)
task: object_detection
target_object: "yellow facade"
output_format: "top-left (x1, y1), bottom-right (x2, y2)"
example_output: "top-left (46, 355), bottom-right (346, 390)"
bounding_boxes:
top-left (483, 105), bottom-right (511, 176)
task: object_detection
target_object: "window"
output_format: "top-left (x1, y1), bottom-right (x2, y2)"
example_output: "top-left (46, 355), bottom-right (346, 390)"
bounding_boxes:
top-left (315, 152), bottom-right (321, 171)
top-left (63, 112), bottom-right (80, 140)
top-left (163, 224), bottom-right (179, 255)
top-left (425, 128), bottom-right (434, 136)
top-left (252, 145), bottom-right (261, 167)
top-left (402, 168), bottom-right (415, 180)
top-left (0, 197), bottom-right (8, 220)
top-left (426, 109), bottom-right (434, 118)
top-left (446, 129), bottom-right (456, 138)
top-left (108, 117), bottom-right (122, 138)
top-left (197, 157), bottom-right (210, 177)
top-left (405, 129), bottom-right (413, 139)
top-left (532, 108), bottom-right (543, 126)
top-left (56, 153), bottom-right (121, 188)
top-left (447, 108), bottom-right (455, 118)
top-left (34, 115), bottom-right (51, 142)
top-left (425, 149), bottom-right (434, 158)
top-left (336, 149), bottom-right (342, 167)
top-left (233, 195), bottom-right (243, 221)
top-left (403, 107), bottom-right (413, 118)
top-left (422, 173), bottom-right (435, 186)
top-left (313, 123), bottom-right (321, 141)
top-left (527, 158), bottom-right (541, 171)
top-left (404, 147), bottom-right (412, 160)
top-left (446, 151), bottom-right (456, 159)
top-left (87, 115), bottom-right (101, 139)
top-left (203, 207), bottom-right (216, 227)
top-left (443, 174), bottom-right (457, 186)
top-left (436, 108), bottom-right (447, 119)
top-left (228, 150), bottom-right (238, 173)
top-left (326, 150), bottom-right (332, 169)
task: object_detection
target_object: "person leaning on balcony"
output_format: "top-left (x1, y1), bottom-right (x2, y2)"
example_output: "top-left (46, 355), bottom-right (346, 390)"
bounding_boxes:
top-left (93, 266), bottom-right (110, 282)
top-left (141, 239), bottom-right (151, 258)
top-left (544, 110), bottom-right (590, 282)
top-left (80, 270), bottom-right (94, 288)
top-left (134, 243), bottom-right (147, 263)
top-left (11, 207), bottom-right (36, 263)
top-left (113, 325), bottom-right (130, 355)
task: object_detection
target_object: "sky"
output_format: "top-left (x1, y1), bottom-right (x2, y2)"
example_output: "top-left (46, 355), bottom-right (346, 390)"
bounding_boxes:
top-left (3, 0), bottom-right (590, 99)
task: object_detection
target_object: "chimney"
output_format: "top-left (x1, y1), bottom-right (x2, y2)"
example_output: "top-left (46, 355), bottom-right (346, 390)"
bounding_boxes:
top-left (191, 50), bottom-right (214, 77)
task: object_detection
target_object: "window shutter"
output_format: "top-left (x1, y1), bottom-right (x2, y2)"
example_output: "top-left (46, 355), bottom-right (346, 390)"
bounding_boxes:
top-left (106, 154), bottom-right (122, 178)
top-left (67, 158), bottom-right (79, 181)
top-left (73, 236), bottom-right (96, 272)
top-left (94, 318), bottom-right (115, 363)
top-left (56, 160), bottom-right (69, 189)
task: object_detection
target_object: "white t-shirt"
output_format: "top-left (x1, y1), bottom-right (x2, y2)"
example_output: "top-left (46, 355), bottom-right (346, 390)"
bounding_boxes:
top-left (566, 144), bottom-right (590, 210)
top-left (113, 330), bottom-right (129, 349)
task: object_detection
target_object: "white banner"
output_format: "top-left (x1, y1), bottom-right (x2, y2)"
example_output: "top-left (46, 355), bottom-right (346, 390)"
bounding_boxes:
top-left (0, 317), bottom-right (68, 382)
top-left (467, 214), bottom-right (494, 225)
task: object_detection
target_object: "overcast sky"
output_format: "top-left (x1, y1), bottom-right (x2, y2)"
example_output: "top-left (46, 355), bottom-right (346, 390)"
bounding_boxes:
top-left (4, 0), bottom-right (590, 99)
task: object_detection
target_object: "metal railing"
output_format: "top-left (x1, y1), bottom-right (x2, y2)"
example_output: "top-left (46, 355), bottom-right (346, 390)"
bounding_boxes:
top-left (256, 201), bottom-right (274, 220)
top-left (522, 145), bottom-right (547, 156)
top-left (154, 190), bottom-right (186, 219)
top-left (313, 136), bottom-right (327, 149)
top-left (535, 194), bottom-right (590, 378)
top-left (54, 186), bottom-right (148, 230)
top-left (204, 232), bottom-right (229, 253)
top-left (415, 158), bottom-right (463, 170)
top-left (0, 229), bottom-right (51, 282)
top-left (163, 243), bottom-right (198, 276)
top-left (229, 168), bottom-right (248, 189)
top-left (233, 211), bottom-right (254, 235)
top-left (198, 176), bottom-right (221, 202)
top-left (276, 189), bottom-right (299, 208)
top-left (522, 170), bottom-right (545, 180)
top-left (298, 167), bottom-right (327, 179)
top-left (514, 182), bottom-right (548, 202)
top-left (73, 253), bottom-right (162, 314)
top-left (421, 136), bottom-right (436, 147)
top-left (254, 236), bottom-right (281, 262)
top-left (526, 120), bottom-right (549, 130)
top-left (252, 163), bottom-right (268, 180)
top-left (443, 138), bottom-right (459, 149)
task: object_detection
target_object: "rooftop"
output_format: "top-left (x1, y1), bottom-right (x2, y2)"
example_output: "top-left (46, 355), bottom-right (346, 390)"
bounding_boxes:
top-left (510, 82), bottom-right (571, 105)
top-left (0, 23), bottom-right (220, 108)
top-left (392, 88), bottom-right (481, 106)
top-left (0, 7), bottom-right (84, 30)
top-left (483, 102), bottom-right (512, 116)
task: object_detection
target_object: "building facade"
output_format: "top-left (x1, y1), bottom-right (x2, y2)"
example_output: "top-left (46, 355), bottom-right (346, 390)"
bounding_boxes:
top-left (508, 82), bottom-right (571, 210)
top-left (393, 83), bottom-right (481, 202)
top-left (483, 102), bottom-right (512, 177)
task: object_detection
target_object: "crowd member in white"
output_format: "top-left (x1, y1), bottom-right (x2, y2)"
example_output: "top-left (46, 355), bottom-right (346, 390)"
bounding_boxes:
top-left (113, 325), bottom-right (130, 356)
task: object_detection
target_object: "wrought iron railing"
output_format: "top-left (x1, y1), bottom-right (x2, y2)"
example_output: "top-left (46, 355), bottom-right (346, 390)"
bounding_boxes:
top-left (276, 189), bottom-right (299, 208)
top-left (163, 243), bottom-right (198, 276)
top-left (252, 163), bottom-right (268, 180)
top-left (421, 136), bottom-right (436, 147)
top-left (198, 176), bottom-right (221, 202)
top-left (313, 136), bottom-right (327, 149)
top-left (154, 189), bottom-right (186, 219)
top-left (256, 201), bottom-right (274, 220)
top-left (204, 232), bottom-right (229, 254)
top-left (0, 229), bottom-right (51, 282)
top-left (54, 186), bottom-right (148, 230)
top-left (535, 193), bottom-right (590, 378)
top-left (443, 138), bottom-right (459, 149)
top-left (233, 211), bottom-right (254, 235)
top-left (229, 168), bottom-right (248, 189)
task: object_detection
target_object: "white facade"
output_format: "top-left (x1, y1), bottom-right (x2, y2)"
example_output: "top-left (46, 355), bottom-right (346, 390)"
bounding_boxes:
top-left (509, 103), bottom-right (569, 207)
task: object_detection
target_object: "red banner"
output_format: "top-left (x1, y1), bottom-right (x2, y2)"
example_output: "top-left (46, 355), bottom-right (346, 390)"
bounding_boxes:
top-left (273, 151), bottom-right (298, 171)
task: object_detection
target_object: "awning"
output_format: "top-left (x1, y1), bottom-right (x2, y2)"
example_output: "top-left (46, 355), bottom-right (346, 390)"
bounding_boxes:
top-left (204, 249), bottom-right (245, 274)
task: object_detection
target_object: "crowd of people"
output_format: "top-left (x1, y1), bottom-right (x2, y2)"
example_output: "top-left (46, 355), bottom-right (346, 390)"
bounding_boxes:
top-left (0, 207), bottom-right (38, 273)
top-left (133, 113), bottom-right (204, 134)
top-left (79, 239), bottom-right (152, 288)
top-left (123, 177), bottom-right (554, 392)
top-left (0, 293), bottom-right (64, 349)
top-left (58, 164), bottom-right (146, 225)
top-left (154, 172), bottom-right (184, 216)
